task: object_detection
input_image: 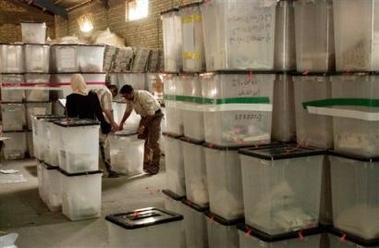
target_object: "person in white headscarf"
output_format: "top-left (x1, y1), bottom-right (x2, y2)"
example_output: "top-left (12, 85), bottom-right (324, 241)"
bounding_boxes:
top-left (66, 74), bottom-right (117, 177)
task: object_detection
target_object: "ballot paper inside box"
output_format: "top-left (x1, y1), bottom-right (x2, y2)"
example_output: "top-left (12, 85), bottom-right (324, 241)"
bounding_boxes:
top-left (181, 138), bottom-right (208, 208)
top-left (329, 151), bottom-right (379, 240)
top-left (239, 144), bottom-right (325, 235)
top-left (60, 169), bottom-right (102, 221)
top-left (163, 133), bottom-right (186, 197)
top-left (54, 119), bottom-right (100, 173)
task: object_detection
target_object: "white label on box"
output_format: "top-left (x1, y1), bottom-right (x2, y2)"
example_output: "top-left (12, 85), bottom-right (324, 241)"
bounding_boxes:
top-left (203, 103), bottom-right (272, 112)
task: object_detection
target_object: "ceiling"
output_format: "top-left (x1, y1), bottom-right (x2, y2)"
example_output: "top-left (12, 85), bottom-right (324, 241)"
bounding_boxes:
top-left (16, 0), bottom-right (110, 19)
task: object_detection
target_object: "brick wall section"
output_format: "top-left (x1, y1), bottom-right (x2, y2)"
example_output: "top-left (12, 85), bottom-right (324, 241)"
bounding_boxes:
top-left (53, 0), bottom-right (200, 49)
top-left (1, 0), bottom-right (199, 48)
top-left (0, 0), bottom-right (55, 42)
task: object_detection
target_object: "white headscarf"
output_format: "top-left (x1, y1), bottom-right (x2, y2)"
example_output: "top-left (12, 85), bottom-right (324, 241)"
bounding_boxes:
top-left (70, 74), bottom-right (89, 96)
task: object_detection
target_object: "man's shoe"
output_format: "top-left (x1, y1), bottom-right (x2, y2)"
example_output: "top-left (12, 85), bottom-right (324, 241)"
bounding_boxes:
top-left (108, 171), bottom-right (120, 178)
top-left (144, 165), bottom-right (159, 175)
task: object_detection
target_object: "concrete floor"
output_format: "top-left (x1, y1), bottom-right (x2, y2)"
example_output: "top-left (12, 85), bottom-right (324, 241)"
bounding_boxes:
top-left (0, 158), bottom-right (167, 247)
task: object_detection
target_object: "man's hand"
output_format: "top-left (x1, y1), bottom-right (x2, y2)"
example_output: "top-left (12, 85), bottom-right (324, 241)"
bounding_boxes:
top-left (118, 122), bottom-right (124, 131)
top-left (111, 122), bottom-right (119, 131)
top-left (137, 125), bottom-right (145, 136)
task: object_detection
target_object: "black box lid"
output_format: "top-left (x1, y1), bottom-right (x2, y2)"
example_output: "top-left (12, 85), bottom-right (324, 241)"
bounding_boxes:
top-left (328, 150), bottom-right (379, 162)
top-left (327, 225), bottom-right (379, 246)
top-left (162, 189), bottom-right (185, 201)
top-left (105, 207), bottom-right (183, 229)
top-left (236, 223), bottom-right (322, 242)
top-left (58, 168), bottom-right (103, 177)
top-left (53, 118), bottom-right (100, 127)
top-left (41, 162), bottom-right (58, 170)
top-left (238, 144), bottom-right (326, 160)
top-left (180, 136), bottom-right (204, 145)
top-left (162, 132), bottom-right (183, 139)
top-left (204, 211), bottom-right (244, 226)
top-left (181, 198), bottom-right (209, 212)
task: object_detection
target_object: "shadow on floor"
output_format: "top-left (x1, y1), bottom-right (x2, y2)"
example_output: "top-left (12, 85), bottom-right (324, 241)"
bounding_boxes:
top-left (0, 187), bottom-right (69, 229)
top-left (24, 165), bottom-right (38, 177)
top-left (101, 172), bottom-right (152, 191)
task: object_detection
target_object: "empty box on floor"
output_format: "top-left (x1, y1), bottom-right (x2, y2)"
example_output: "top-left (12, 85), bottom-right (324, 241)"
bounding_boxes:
top-left (109, 131), bottom-right (144, 176)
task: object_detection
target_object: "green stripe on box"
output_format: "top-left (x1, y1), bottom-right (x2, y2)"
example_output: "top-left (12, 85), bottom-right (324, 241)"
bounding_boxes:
top-left (303, 98), bottom-right (379, 109)
top-left (164, 95), bottom-right (270, 105)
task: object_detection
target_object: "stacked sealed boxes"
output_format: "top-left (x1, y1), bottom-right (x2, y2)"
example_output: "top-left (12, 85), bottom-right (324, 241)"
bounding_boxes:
top-left (0, 44), bottom-right (34, 159)
top-left (50, 73), bottom-right (107, 99)
top-left (111, 47), bottom-right (134, 72)
top-left (205, 212), bottom-right (241, 248)
top-left (163, 133), bottom-right (186, 198)
top-left (327, 74), bottom-right (379, 243)
top-left (294, 0), bottom-right (335, 73)
top-left (201, 0), bottom-right (277, 71)
top-left (23, 43), bottom-right (52, 158)
top-left (0, 45), bottom-right (26, 159)
top-left (163, 74), bottom-right (183, 135)
top-left (181, 137), bottom-right (208, 207)
top-left (201, 73), bottom-right (275, 147)
top-left (146, 73), bottom-right (164, 102)
top-left (131, 47), bottom-right (151, 72)
top-left (103, 45), bottom-right (118, 73)
top-left (20, 21), bottom-right (46, 44)
top-left (170, 1), bottom-right (296, 246)
top-left (116, 73), bottom-right (146, 91)
top-left (0, 22), bottom-right (51, 159)
top-left (181, 198), bottom-right (209, 248)
top-left (180, 2), bottom-right (205, 72)
top-left (293, 0), bottom-right (335, 149)
top-left (294, 75), bottom-right (333, 148)
top-left (161, 8), bottom-right (182, 72)
top-left (272, 1), bottom-right (297, 143)
top-left (162, 190), bottom-right (187, 248)
top-left (333, 0), bottom-right (379, 72)
top-left (52, 119), bottom-right (103, 221)
top-left (32, 115), bottom-right (65, 212)
top-left (37, 162), bottom-right (61, 212)
top-left (50, 44), bottom-right (106, 98)
top-left (287, 0), bottom-right (379, 244)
